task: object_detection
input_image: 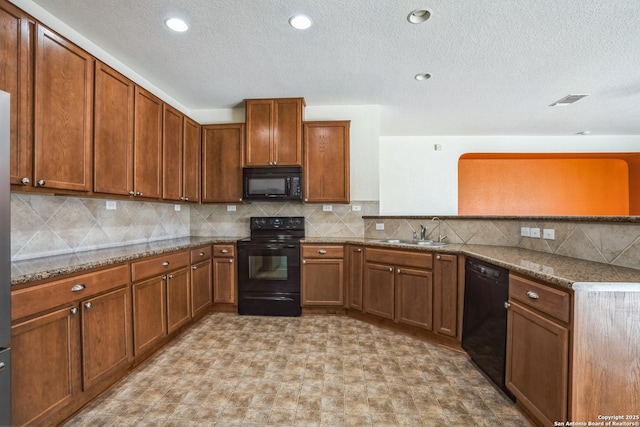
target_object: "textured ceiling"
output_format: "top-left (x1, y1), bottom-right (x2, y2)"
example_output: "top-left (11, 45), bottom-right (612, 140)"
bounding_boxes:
top-left (29, 0), bottom-right (640, 136)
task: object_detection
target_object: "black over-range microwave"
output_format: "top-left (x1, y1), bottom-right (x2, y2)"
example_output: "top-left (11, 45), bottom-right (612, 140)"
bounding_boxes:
top-left (243, 167), bottom-right (303, 201)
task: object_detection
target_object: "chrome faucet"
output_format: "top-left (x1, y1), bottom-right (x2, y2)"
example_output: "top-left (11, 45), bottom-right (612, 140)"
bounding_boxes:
top-left (431, 217), bottom-right (447, 243)
top-left (419, 224), bottom-right (427, 240)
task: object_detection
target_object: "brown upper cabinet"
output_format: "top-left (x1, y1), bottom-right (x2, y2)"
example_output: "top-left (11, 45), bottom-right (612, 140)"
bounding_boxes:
top-left (201, 123), bottom-right (244, 203)
top-left (245, 98), bottom-right (305, 167)
top-left (133, 86), bottom-right (163, 199)
top-left (1, 0), bottom-right (34, 187)
top-left (34, 23), bottom-right (94, 192)
top-left (93, 62), bottom-right (135, 196)
top-left (162, 104), bottom-right (184, 201)
top-left (182, 117), bottom-right (201, 203)
top-left (303, 120), bottom-right (350, 203)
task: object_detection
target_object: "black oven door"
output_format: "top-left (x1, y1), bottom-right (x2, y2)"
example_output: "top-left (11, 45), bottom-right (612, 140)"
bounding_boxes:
top-left (237, 243), bottom-right (300, 294)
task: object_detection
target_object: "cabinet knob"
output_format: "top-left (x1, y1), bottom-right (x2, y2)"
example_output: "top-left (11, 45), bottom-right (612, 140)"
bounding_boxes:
top-left (356, 248), bottom-right (362, 252)
top-left (162, 275), bottom-right (167, 280)
top-left (504, 302), bottom-right (511, 309)
top-left (199, 252), bottom-right (205, 256)
top-left (526, 291), bottom-right (540, 299)
top-left (397, 268), bottom-right (401, 273)
top-left (436, 255), bottom-right (441, 260)
top-left (162, 261), bottom-right (170, 266)
top-left (168, 274), bottom-right (173, 279)
top-left (304, 198), bottom-right (309, 202)
top-left (318, 249), bottom-right (327, 254)
top-left (136, 191), bottom-right (143, 196)
top-left (70, 307), bottom-right (78, 315)
top-left (129, 190), bottom-right (135, 195)
top-left (229, 259), bottom-right (233, 263)
top-left (0, 362), bottom-right (5, 371)
top-left (303, 260), bottom-right (306, 264)
top-left (84, 302), bottom-right (92, 309)
top-left (220, 249), bottom-right (228, 254)
top-left (185, 197), bottom-right (189, 201)
top-left (21, 177), bottom-right (30, 185)
top-left (192, 266), bottom-right (198, 270)
top-left (273, 161), bottom-right (277, 166)
top-left (388, 267), bottom-right (393, 272)
top-left (71, 284), bottom-right (86, 292)
top-left (239, 198), bottom-right (242, 202)
top-left (37, 179), bottom-right (45, 186)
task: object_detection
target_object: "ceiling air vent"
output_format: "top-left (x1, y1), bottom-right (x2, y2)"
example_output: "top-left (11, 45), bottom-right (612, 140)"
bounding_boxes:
top-left (550, 94), bottom-right (589, 107)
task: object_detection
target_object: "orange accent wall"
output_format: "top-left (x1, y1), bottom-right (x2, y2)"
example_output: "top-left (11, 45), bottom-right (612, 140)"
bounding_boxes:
top-left (458, 155), bottom-right (631, 216)
top-left (628, 156), bottom-right (640, 215)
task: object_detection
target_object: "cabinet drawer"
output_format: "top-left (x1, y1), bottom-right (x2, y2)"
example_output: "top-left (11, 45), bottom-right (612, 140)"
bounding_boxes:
top-left (190, 245), bottom-right (212, 262)
top-left (131, 251), bottom-right (189, 282)
top-left (509, 275), bottom-right (570, 323)
top-left (12, 264), bottom-right (129, 321)
top-left (213, 244), bottom-right (235, 257)
top-left (366, 248), bottom-right (433, 269)
top-left (302, 245), bottom-right (344, 258)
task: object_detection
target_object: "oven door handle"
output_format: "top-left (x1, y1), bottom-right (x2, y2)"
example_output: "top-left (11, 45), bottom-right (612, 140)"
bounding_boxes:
top-left (242, 296), bottom-right (296, 302)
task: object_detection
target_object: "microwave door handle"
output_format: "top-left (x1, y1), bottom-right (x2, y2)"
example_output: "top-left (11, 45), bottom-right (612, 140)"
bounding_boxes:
top-left (286, 177), bottom-right (291, 195)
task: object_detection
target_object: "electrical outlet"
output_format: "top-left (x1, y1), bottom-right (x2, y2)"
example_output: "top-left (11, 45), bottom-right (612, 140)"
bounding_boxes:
top-left (376, 223), bottom-right (385, 231)
top-left (543, 229), bottom-right (555, 240)
top-left (530, 227), bottom-right (541, 238)
top-left (351, 205), bottom-right (361, 211)
top-left (520, 227), bottom-right (531, 237)
top-left (227, 205), bottom-right (237, 212)
top-left (323, 205), bottom-right (333, 212)
top-left (106, 201), bottom-right (116, 210)
top-left (174, 204), bottom-right (181, 211)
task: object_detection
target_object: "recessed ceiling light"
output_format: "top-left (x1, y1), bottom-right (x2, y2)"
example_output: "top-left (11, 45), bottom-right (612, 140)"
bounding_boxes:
top-left (407, 9), bottom-right (431, 24)
top-left (550, 94), bottom-right (589, 107)
top-left (415, 73), bottom-right (431, 81)
top-left (289, 15), bottom-right (312, 30)
top-left (165, 18), bottom-right (189, 32)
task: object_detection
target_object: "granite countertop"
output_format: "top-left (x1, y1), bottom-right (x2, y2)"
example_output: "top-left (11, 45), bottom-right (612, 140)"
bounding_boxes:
top-left (12, 236), bottom-right (640, 290)
top-left (303, 237), bottom-right (640, 289)
top-left (11, 236), bottom-right (244, 286)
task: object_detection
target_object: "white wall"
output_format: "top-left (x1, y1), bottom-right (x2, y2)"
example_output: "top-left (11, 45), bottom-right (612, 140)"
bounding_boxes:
top-left (379, 135), bottom-right (640, 215)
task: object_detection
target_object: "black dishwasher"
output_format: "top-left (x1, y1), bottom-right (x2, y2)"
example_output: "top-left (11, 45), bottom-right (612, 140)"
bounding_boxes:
top-left (462, 257), bottom-right (515, 400)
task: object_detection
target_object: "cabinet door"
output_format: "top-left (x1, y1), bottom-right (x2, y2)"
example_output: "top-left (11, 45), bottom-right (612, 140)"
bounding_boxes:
top-left (93, 62), bottom-right (134, 195)
top-left (201, 124), bottom-right (244, 203)
top-left (301, 258), bottom-right (344, 306)
top-left (244, 99), bottom-right (273, 166)
top-left (166, 267), bottom-right (191, 333)
top-left (182, 116), bottom-right (201, 203)
top-left (191, 259), bottom-right (212, 317)
top-left (433, 254), bottom-right (459, 337)
top-left (162, 104), bottom-right (183, 201)
top-left (347, 246), bottom-right (364, 311)
top-left (132, 275), bottom-right (167, 356)
top-left (1, 0), bottom-right (33, 186)
top-left (133, 86), bottom-right (163, 199)
top-left (303, 121), bottom-right (350, 203)
top-left (213, 257), bottom-right (236, 304)
top-left (506, 301), bottom-right (569, 426)
top-left (11, 306), bottom-right (80, 426)
top-left (363, 263), bottom-right (395, 320)
top-left (273, 98), bottom-right (303, 166)
top-left (34, 24), bottom-right (94, 191)
top-left (80, 287), bottom-right (132, 391)
top-left (395, 267), bottom-right (433, 330)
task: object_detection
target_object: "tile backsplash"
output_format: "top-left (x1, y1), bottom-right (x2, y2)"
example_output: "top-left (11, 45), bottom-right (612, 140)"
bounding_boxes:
top-left (9, 194), bottom-right (640, 271)
top-left (364, 218), bottom-right (640, 270)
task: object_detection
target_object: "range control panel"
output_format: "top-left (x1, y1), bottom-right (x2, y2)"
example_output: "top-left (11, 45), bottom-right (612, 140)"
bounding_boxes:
top-left (250, 216), bottom-right (305, 230)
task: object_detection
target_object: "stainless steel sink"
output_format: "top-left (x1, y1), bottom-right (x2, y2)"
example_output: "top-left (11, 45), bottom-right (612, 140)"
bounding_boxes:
top-left (415, 241), bottom-right (447, 247)
top-left (374, 239), bottom-right (447, 247)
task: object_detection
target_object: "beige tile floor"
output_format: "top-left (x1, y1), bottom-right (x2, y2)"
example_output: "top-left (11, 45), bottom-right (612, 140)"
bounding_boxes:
top-left (63, 313), bottom-right (532, 427)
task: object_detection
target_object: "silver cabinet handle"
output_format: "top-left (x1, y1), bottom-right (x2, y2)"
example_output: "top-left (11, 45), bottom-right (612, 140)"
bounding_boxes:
top-left (0, 362), bottom-right (5, 371)
top-left (199, 252), bottom-right (205, 256)
top-left (436, 255), bottom-right (441, 260)
top-left (70, 307), bottom-right (78, 314)
top-left (192, 266), bottom-right (198, 270)
top-left (318, 249), bottom-right (327, 254)
top-left (220, 249), bottom-right (228, 254)
top-left (526, 291), bottom-right (540, 299)
top-left (504, 302), bottom-right (511, 309)
top-left (21, 177), bottom-right (30, 185)
top-left (37, 179), bottom-right (45, 186)
top-left (84, 302), bottom-right (92, 309)
top-left (71, 284), bottom-right (86, 292)
top-left (162, 261), bottom-right (170, 266)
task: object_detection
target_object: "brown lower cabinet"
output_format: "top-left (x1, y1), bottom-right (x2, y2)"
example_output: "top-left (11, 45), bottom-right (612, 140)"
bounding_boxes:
top-left (11, 265), bottom-right (131, 426)
top-left (190, 246), bottom-right (213, 317)
top-left (301, 244), bottom-right (345, 306)
top-left (347, 245), bottom-right (364, 310)
top-left (213, 244), bottom-right (236, 304)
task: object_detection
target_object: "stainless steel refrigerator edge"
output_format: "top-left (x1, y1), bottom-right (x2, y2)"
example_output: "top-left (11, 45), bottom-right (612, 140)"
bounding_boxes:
top-left (0, 90), bottom-right (12, 425)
